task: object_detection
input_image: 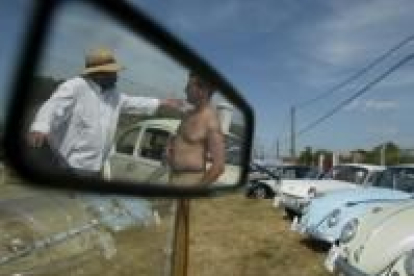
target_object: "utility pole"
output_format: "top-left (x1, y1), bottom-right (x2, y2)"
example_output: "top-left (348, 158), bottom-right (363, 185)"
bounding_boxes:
top-left (380, 144), bottom-right (386, 166)
top-left (276, 139), bottom-right (280, 160)
top-left (290, 106), bottom-right (296, 160)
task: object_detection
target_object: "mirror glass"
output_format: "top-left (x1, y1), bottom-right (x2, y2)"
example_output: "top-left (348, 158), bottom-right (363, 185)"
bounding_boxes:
top-left (21, 1), bottom-right (248, 189)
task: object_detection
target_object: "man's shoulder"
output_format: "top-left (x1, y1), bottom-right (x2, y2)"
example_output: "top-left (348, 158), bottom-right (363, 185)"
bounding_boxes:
top-left (202, 105), bottom-right (221, 129)
top-left (57, 76), bottom-right (88, 90)
top-left (63, 76), bottom-right (87, 87)
top-left (204, 105), bottom-right (220, 120)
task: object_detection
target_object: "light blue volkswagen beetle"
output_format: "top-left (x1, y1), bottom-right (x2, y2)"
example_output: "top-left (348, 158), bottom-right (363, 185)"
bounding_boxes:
top-left (294, 164), bottom-right (414, 244)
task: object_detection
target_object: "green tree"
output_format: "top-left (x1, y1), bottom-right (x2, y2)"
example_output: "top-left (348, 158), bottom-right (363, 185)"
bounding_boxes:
top-left (298, 146), bottom-right (313, 165)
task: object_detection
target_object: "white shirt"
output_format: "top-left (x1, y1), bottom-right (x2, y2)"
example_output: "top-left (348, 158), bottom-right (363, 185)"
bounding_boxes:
top-left (31, 76), bottom-right (160, 172)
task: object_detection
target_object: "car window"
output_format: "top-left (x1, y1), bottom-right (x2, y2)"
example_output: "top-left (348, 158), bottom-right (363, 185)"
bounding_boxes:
top-left (116, 127), bottom-right (141, 155)
top-left (282, 168), bottom-right (296, 179)
top-left (373, 170), bottom-right (392, 189)
top-left (374, 168), bottom-right (414, 193)
top-left (396, 169), bottom-right (414, 193)
top-left (295, 167), bottom-right (312, 179)
top-left (365, 171), bottom-right (382, 186)
top-left (329, 166), bottom-right (369, 184)
top-left (225, 135), bottom-right (242, 166)
top-left (139, 128), bottom-right (170, 161)
top-left (304, 168), bottom-right (321, 179)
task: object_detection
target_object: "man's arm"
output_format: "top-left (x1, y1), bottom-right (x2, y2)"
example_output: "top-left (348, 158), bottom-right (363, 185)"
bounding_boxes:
top-left (164, 135), bottom-right (175, 166)
top-left (120, 94), bottom-right (185, 115)
top-left (28, 81), bottom-right (77, 147)
top-left (200, 117), bottom-right (225, 186)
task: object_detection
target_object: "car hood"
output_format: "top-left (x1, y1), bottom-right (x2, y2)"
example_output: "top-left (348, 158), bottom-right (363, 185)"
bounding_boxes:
top-left (344, 199), bottom-right (414, 274)
top-left (303, 188), bottom-right (411, 230)
top-left (280, 179), bottom-right (358, 198)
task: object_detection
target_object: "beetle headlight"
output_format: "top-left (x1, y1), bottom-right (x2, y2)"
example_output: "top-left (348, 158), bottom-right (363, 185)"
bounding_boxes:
top-left (404, 249), bottom-right (414, 276)
top-left (327, 209), bottom-right (341, 228)
top-left (340, 218), bottom-right (359, 243)
top-left (302, 204), bottom-right (310, 215)
top-left (308, 187), bottom-right (317, 198)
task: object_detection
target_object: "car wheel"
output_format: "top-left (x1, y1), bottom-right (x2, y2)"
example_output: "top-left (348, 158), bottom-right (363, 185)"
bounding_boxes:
top-left (252, 185), bottom-right (268, 199)
top-left (285, 209), bottom-right (297, 220)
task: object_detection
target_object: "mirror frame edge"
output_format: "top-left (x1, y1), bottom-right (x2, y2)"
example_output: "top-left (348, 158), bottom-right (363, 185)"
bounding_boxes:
top-left (4, 0), bottom-right (255, 197)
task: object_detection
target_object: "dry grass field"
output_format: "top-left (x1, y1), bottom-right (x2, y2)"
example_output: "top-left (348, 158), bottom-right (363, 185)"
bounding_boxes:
top-left (188, 194), bottom-right (331, 276)
top-left (103, 193), bottom-right (331, 276)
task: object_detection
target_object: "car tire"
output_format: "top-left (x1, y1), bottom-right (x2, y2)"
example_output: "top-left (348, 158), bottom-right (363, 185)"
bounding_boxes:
top-left (252, 185), bottom-right (268, 199)
top-left (285, 209), bottom-right (297, 220)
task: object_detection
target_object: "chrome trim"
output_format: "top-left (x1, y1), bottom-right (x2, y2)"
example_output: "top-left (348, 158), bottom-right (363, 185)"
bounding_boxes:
top-left (335, 256), bottom-right (369, 276)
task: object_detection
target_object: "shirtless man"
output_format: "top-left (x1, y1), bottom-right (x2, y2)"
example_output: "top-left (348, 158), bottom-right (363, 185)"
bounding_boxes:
top-left (167, 72), bottom-right (225, 186)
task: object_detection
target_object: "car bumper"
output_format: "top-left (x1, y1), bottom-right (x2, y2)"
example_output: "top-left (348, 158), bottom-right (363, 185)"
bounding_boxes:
top-left (334, 257), bottom-right (369, 276)
top-left (304, 226), bottom-right (336, 244)
top-left (280, 195), bottom-right (309, 215)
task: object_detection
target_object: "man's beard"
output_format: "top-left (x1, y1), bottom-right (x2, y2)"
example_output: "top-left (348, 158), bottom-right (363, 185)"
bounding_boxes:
top-left (100, 79), bottom-right (116, 91)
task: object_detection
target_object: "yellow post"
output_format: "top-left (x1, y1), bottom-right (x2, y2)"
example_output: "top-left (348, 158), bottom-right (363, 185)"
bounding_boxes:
top-left (171, 199), bottom-right (190, 276)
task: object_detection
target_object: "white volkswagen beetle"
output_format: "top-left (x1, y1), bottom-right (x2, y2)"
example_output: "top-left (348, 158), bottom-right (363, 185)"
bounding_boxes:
top-left (326, 197), bottom-right (414, 275)
top-left (278, 163), bottom-right (385, 218)
top-left (103, 118), bottom-right (242, 187)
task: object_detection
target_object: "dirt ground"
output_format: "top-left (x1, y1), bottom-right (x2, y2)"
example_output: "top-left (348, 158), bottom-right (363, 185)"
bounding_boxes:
top-left (0, 170), bottom-right (331, 275)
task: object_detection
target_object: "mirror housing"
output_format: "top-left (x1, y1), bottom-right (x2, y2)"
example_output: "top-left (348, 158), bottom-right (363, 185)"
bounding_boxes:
top-left (4, 0), bottom-right (254, 197)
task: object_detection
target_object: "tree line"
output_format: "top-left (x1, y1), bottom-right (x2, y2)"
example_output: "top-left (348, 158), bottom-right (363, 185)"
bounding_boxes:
top-left (297, 142), bottom-right (414, 167)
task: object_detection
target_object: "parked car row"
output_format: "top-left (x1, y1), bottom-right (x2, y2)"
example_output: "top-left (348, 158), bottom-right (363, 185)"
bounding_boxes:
top-left (245, 164), bottom-right (320, 199)
top-left (272, 163), bottom-right (414, 275)
top-left (245, 163), bottom-right (281, 199)
top-left (278, 163), bottom-right (385, 218)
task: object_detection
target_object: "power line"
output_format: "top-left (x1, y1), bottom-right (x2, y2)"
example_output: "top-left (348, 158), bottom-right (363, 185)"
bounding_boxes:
top-left (297, 54), bottom-right (414, 137)
top-left (275, 111), bottom-right (290, 141)
top-left (296, 34), bottom-right (414, 109)
top-left (285, 35), bottom-right (414, 156)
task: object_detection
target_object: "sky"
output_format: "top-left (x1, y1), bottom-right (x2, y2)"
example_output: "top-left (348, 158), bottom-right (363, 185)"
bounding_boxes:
top-left (0, 1), bottom-right (34, 123)
top-left (1, 0), bottom-right (414, 160)
top-left (128, 0), bottom-right (414, 158)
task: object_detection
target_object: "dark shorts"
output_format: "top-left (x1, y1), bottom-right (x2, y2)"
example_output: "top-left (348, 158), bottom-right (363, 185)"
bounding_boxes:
top-left (169, 171), bottom-right (205, 187)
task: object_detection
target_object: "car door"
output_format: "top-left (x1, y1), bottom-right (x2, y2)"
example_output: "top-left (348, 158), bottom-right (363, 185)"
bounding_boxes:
top-left (108, 126), bottom-right (142, 182)
top-left (133, 126), bottom-right (172, 184)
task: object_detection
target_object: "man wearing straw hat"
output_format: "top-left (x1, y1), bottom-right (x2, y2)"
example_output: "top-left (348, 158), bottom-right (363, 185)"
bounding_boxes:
top-left (27, 47), bottom-right (184, 176)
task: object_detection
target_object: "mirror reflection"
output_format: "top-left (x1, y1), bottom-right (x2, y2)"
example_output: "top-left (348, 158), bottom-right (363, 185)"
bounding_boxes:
top-left (23, 2), bottom-right (246, 189)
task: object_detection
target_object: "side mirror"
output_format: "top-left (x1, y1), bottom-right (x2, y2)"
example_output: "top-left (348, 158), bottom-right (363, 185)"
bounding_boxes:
top-left (4, 0), bottom-right (254, 197)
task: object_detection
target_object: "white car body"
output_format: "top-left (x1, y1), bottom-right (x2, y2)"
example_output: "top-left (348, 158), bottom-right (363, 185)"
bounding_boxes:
top-left (249, 165), bottom-right (319, 199)
top-left (258, 178), bottom-right (279, 194)
top-left (278, 164), bottom-right (385, 216)
top-left (103, 118), bottom-right (241, 187)
top-left (329, 199), bottom-right (414, 275)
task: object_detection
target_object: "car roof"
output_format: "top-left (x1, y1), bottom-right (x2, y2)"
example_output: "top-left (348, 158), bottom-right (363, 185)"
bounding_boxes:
top-left (274, 164), bottom-right (314, 168)
top-left (388, 163), bottom-right (414, 169)
top-left (127, 118), bottom-right (240, 139)
top-left (335, 163), bottom-right (385, 171)
top-left (138, 118), bottom-right (181, 130)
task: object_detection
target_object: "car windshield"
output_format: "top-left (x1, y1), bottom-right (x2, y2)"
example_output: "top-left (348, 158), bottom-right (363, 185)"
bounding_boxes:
top-left (304, 169), bottom-right (324, 180)
top-left (325, 166), bottom-right (369, 184)
top-left (373, 167), bottom-right (414, 193)
top-left (294, 167), bottom-right (314, 179)
top-left (273, 166), bottom-right (313, 179)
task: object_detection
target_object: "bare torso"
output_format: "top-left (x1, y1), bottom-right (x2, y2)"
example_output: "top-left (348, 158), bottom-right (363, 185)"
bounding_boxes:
top-left (170, 106), bottom-right (217, 171)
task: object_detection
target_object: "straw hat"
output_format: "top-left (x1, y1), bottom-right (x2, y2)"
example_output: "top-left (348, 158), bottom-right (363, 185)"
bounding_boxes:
top-left (83, 47), bottom-right (123, 75)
